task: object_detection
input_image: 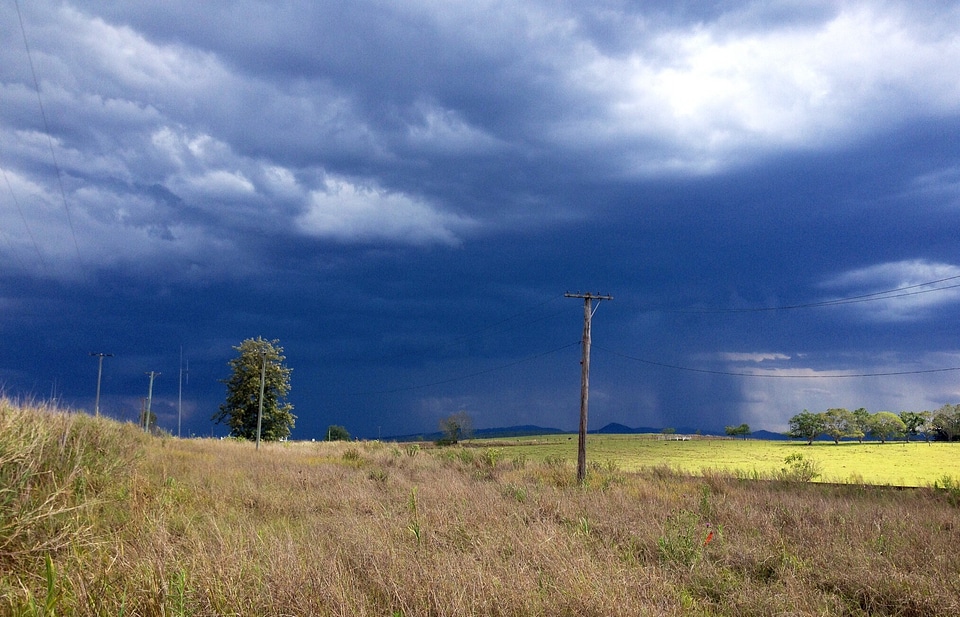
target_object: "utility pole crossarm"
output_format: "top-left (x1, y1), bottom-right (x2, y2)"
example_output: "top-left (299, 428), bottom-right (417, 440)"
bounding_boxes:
top-left (564, 292), bottom-right (614, 301)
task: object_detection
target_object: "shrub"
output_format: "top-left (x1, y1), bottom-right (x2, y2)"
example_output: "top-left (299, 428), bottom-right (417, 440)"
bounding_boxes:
top-left (510, 453), bottom-right (528, 470)
top-left (774, 453), bottom-right (821, 482)
top-left (657, 510), bottom-right (708, 568)
top-left (932, 474), bottom-right (960, 507)
top-left (478, 448), bottom-right (504, 468)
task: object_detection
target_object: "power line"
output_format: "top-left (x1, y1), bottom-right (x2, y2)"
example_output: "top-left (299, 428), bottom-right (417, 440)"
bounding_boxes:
top-left (595, 344), bottom-right (960, 378)
top-left (654, 274), bottom-right (960, 314)
top-left (0, 159), bottom-right (41, 270)
top-left (14, 0), bottom-right (85, 271)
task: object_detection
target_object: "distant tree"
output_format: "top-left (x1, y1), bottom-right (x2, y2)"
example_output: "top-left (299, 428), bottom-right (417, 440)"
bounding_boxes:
top-left (438, 411), bottom-right (473, 445)
top-left (822, 408), bottom-right (856, 444)
top-left (867, 411), bottom-right (906, 444)
top-left (788, 410), bottom-right (825, 445)
top-left (138, 404), bottom-right (157, 434)
top-left (213, 337), bottom-right (295, 441)
top-left (661, 427), bottom-right (676, 436)
top-left (916, 411), bottom-right (934, 442)
top-left (326, 425), bottom-right (350, 441)
top-left (725, 423), bottom-right (751, 439)
top-left (851, 407), bottom-right (871, 443)
top-left (931, 404), bottom-right (960, 441)
top-left (899, 411), bottom-right (928, 442)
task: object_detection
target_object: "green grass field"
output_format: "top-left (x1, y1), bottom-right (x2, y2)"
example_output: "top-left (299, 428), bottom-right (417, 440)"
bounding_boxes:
top-left (470, 434), bottom-right (960, 487)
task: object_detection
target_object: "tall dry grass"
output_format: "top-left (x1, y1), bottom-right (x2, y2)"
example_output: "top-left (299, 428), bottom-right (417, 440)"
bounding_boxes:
top-left (2, 403), bottom-right (959, 615)
top-left (0, 398), bottom-right (143, 565)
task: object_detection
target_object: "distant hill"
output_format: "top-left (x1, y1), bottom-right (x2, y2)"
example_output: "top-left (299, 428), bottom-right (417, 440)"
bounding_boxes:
top-left (387, 424), bottom-right (566, 442)
top-left (594, 423), bottom-right (791, 439)
top-left (595, 423), bottom-right (660, 434)
top-left (751, 429), bottom-right (790, 441)
top-left (474, 425), bottom-right (566, 438)
top-left (594, 422), bottom-right (724, 436)
top-left (387, 423), bottom-right (789, 442)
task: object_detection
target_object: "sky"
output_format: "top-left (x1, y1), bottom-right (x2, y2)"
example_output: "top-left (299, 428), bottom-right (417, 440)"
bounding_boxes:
top-left (2, 0), bottom-right (960, 439)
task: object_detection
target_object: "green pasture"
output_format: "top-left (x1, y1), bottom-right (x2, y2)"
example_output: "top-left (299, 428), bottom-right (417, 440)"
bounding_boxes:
top-left (470, 434), bottom-right (960, 487)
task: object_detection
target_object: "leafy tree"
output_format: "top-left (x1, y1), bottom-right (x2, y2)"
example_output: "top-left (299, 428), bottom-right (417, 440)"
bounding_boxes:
top-left (724, 423), bottom-right (751, 439)
top-left (868, 411), bottom-right (906, 444)
top-left (851, 407), bottom-right (871, 444)
top-left (917, 410), bottom-right (934, 442)
top-left (138, 406), bottom-right (157, 434)
top-left (438, 411), bottom-right (473, 445)
top-left (788, 410), bottom-right (825, 445)
top-left (822, 408), bottom-right (856, 444)
top-left (899, 411), bottom-right (928, 442)
top-left (213, 337), bottom-right (295, 441)
top-left (931, 404), bottom-right (960, 441)
top-left (326, 425), bottom-right (350, 441)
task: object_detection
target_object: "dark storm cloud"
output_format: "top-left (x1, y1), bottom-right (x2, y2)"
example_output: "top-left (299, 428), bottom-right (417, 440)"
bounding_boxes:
top-left (2, 1), bottom-right (960, 438)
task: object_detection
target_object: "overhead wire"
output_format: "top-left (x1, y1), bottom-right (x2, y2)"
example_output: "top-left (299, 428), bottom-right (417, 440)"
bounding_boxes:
top-left (600, 273), bottom-right (960, 377)
top-left (0, 167), bottom-right (31, 269)
top-left (653, 274), bottom-right (960, 314)
top-left (345, 275), bottom-right (960, 394)
top-left (0, 155), bottom-right (44, 270)
top-left (594, 345), bottom-right (960, 379)
top-left (14, 0), bottom-right (85, 271)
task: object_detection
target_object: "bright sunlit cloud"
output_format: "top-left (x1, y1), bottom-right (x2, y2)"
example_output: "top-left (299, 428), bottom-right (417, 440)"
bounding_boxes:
top-left (299, 177), bottom-right (474, 246)
top-left (720, 352), bottom-right (791, 363)
top-left (562, 4), bottom-right (960, 174)
top-left (820, 260), bottom-right (960, 322)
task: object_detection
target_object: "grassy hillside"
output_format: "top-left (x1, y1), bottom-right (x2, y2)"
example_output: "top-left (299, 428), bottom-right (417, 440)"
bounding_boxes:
top-left (3, 400), bottom-right (960, 615)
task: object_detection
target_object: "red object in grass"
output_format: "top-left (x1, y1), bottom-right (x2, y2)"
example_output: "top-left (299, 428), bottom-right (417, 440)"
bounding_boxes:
top-left (703, 531), bottom-right (714, 546)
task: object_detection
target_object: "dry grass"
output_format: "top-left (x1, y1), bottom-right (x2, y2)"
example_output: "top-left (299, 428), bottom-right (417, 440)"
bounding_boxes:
top-left (0, 398), bottom-right (143, 567)
top-left (3, 403), bottom-right (960, 615)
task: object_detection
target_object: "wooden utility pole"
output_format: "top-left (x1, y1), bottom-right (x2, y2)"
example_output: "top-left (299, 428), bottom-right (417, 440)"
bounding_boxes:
top-left (89, 352), bottom-right (112, 417)
top-left (178, 350), bottom-right (189, 439)
top-left (565, 292), bottom-right (613, 484)
top-left (144, 371), bottom-right (160, 433)
top-left (256, 349), bottom-right (266, 451)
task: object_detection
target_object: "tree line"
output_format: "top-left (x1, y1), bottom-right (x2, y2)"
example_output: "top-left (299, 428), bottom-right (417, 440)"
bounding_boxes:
top-left (787, 404), bottom-right (960, 444)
